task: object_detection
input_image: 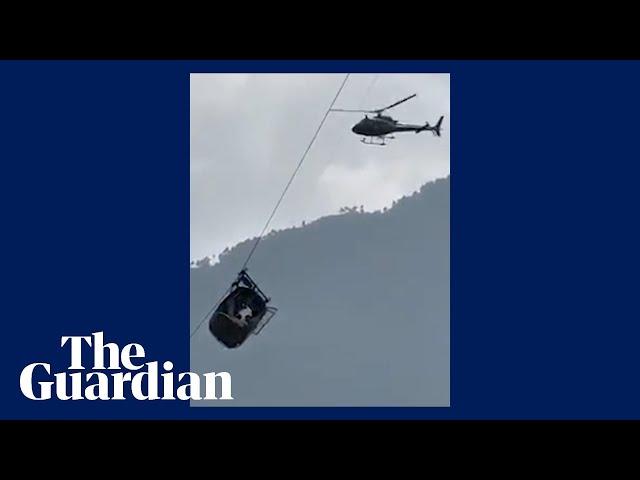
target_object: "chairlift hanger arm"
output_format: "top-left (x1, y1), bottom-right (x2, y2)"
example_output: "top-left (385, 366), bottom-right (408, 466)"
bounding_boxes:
top-left (236, 269), bottom-right (271, 303)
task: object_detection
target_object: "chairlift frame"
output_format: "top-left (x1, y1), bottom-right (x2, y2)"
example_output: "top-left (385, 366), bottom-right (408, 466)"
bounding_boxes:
top-left (208, 269), bottom-right (277, 348)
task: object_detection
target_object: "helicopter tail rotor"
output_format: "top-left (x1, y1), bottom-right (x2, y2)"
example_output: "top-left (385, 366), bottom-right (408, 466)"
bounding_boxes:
top-left (433, 116), bottom-right (444, 137)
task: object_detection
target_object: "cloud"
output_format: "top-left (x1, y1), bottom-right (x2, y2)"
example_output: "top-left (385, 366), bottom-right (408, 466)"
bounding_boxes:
top-left (190, 73), bottom-right (450, 261)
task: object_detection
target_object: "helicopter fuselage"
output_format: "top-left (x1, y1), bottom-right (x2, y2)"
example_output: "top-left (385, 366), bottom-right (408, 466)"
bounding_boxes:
top-left (352, 116), bottom-right (425, 137)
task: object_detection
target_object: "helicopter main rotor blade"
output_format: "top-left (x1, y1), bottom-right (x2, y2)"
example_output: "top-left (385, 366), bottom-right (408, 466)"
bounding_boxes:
top-left (331, 93), bottom-right (417, 114)
top-left (374, 93), bottom-right (417, 113)
top-left (329, 108), bottom-right (375, 113)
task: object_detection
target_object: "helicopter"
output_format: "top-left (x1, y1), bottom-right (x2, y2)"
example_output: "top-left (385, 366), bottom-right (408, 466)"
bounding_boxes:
top-left (330, 93), bottom-right (444, 146)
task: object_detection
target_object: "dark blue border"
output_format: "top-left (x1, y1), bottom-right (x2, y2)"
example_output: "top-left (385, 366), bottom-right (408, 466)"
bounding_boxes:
top-left (2, 60), bottom-right (640, 419)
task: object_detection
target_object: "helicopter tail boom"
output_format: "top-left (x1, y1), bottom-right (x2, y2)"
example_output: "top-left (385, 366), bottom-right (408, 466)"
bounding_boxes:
top-left (417, 116), bottom-right (444, 136)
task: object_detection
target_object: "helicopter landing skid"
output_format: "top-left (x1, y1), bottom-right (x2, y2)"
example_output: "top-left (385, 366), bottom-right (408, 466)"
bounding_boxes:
top-left (361, 136), bottom-right (394, 146)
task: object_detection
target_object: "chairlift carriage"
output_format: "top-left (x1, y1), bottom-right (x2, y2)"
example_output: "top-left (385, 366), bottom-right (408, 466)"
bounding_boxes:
top-left (208, 270), bottom-right (277, 348)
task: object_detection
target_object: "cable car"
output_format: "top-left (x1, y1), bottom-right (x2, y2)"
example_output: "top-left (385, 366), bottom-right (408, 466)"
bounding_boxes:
top-left (208, 269), bottom-right (277, 349)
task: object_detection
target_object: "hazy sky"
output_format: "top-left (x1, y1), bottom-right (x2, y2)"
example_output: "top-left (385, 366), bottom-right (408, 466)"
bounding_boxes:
top-left (190, 73), bottom-right (450, 261)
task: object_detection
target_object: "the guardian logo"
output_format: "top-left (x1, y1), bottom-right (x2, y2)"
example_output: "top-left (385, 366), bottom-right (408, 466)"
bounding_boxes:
top-left (19, 332), bottom-right (232, 401)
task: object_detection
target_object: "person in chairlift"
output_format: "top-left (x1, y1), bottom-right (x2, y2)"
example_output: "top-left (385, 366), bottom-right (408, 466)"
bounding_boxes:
top-left (232, 303), bottom-right (253, 328)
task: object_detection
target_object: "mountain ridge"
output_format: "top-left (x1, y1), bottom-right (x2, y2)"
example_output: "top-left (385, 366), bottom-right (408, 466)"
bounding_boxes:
top-left (190, 175), bottom-right (449, 406)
